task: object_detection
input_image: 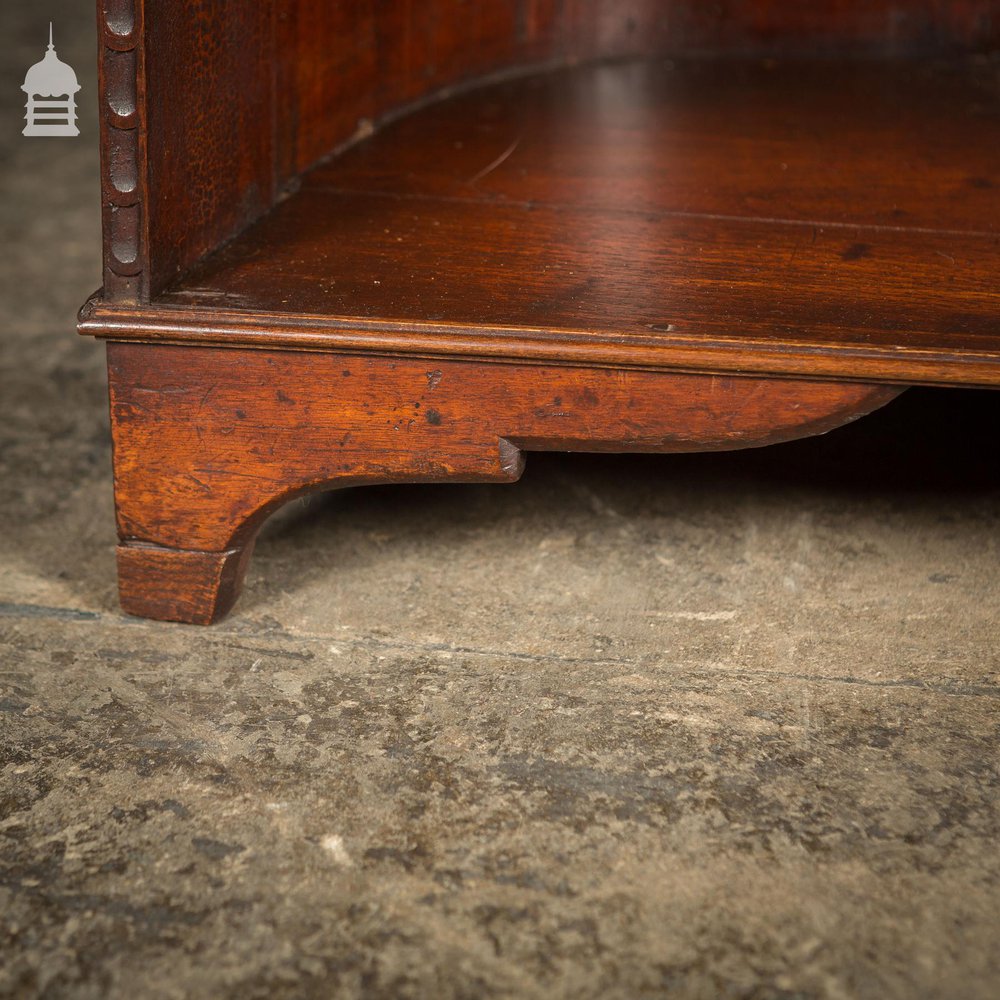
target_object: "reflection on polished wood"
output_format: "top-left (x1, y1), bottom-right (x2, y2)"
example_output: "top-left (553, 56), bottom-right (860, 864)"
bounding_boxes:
top-left (119, 59), bottom-right (1000, 388)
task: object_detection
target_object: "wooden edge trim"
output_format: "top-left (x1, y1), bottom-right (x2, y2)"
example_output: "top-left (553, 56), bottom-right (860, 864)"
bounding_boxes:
top-left (79, 296), bottom-right (1000, 388)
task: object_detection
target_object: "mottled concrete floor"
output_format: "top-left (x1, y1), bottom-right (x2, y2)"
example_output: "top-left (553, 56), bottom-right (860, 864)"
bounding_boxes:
top-left (2, 6), bottom-right (1000, 999)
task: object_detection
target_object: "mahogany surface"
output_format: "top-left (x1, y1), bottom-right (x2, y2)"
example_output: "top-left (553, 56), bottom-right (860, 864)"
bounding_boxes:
top-left (103, 0), bottom-right (1000, 301)
top-left (120, 58), bottom-right (1000, 388)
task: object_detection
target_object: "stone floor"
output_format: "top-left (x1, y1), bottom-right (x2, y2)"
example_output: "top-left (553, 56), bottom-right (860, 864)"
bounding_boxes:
top-left (2, 5), bottom-right (999, 999)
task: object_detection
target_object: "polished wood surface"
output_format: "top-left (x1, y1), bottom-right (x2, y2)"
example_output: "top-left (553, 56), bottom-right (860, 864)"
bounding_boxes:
top-left (142, 2), bottom-right (276, 300)
top-left (108, 342), bottom-right (900, 623)
top-left (99, 58), bottom-right (1000, 388)
top-left (101, 0), bottom-right (1000, 302)
top-left (306, 59), bottom-right (1000, 233)
top-left (276, 0), bottom-right (1000, 180)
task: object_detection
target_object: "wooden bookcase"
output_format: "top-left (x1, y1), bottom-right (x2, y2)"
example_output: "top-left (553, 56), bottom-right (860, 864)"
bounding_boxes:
top-left (80, 1), bottom-right (1000, 623)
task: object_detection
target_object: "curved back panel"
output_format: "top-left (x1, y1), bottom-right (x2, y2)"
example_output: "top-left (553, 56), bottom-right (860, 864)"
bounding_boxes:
top-left (276, 0), bottom-right (1000, 179)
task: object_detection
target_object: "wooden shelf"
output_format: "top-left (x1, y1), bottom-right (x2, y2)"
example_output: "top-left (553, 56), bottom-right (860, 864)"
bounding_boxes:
top-left (132, 57), bottom-right (1000, 386)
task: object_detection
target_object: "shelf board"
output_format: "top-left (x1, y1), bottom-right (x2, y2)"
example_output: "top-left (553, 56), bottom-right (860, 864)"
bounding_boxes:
top-left (146, 58), bottom-right (1000, 386)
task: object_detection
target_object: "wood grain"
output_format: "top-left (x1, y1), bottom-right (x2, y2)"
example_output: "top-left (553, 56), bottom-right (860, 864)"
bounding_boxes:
top-left (305, 59), bottom-right (1000, 235)
top-left (116, 544), bottom-right (254, 625)
top-left (142, 1), bottom-right (276, 299)
top-left (107, 342), bottom-right (900, 622)
top-left (104, 1), bottom-right (1000, 301)
top-left (86, 59), bottom-right (1000, 388)
top-left (157, 188), bottom-right (1000, 357)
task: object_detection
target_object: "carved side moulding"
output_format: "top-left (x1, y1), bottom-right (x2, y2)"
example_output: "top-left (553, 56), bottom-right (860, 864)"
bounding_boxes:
top-left (99, 0), bottom-right (146, 302)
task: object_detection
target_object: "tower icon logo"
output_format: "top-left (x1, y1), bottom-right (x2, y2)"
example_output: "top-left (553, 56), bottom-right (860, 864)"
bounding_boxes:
top-left (22, 24), bottom-right (80, 137)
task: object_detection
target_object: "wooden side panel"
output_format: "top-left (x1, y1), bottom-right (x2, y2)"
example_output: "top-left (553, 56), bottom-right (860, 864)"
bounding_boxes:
top-left (141, 1), bottom-right (276, 299)
top-left (101, 0), bottom-right (279, 302)
top-left (276, 1), bottom-right (531, 180)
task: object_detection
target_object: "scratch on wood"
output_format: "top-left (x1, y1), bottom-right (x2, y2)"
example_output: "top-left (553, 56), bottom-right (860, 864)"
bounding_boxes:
top-left (468, 136), bottom-right (521, 185)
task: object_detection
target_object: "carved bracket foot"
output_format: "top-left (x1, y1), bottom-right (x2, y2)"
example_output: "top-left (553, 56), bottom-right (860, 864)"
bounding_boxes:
top-left (107, 342), bottom-right (902, 623)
